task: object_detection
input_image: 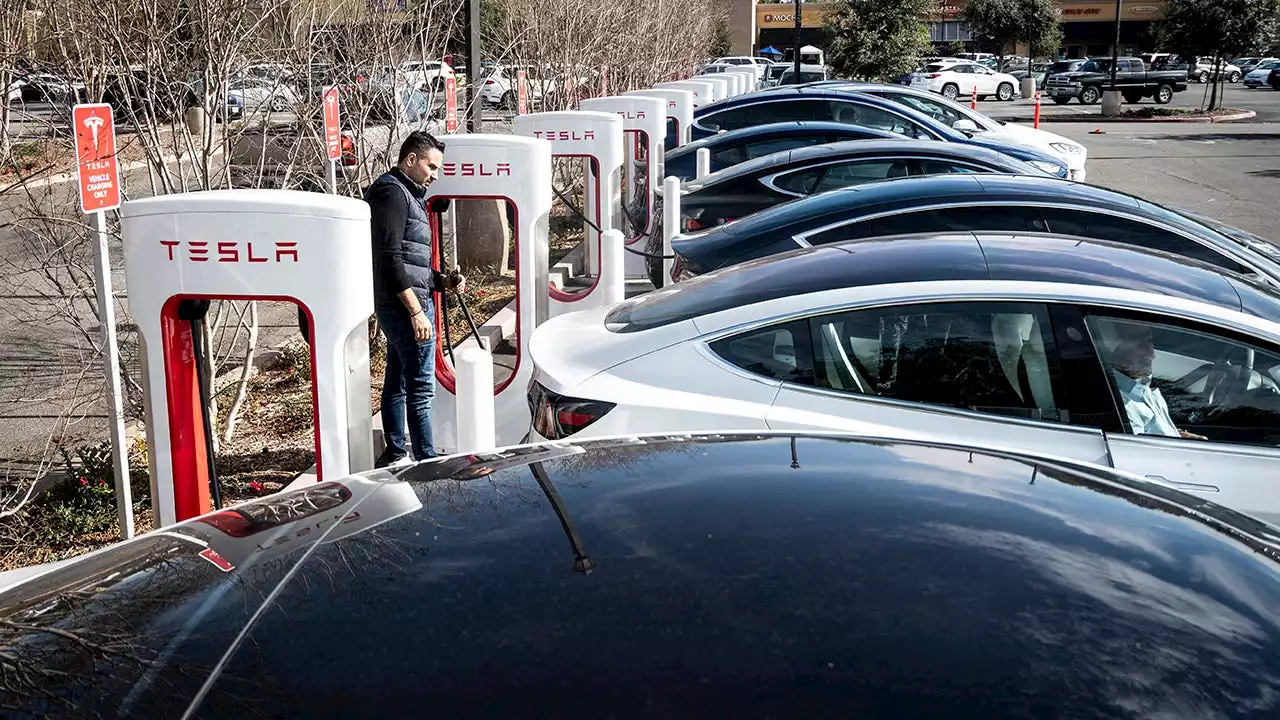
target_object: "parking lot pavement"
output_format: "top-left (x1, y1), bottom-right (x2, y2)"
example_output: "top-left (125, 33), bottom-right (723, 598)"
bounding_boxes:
top-left (1045, 122), bottom-right (1280, 242)
top-left (988, 82), bottom-right (1280, 123)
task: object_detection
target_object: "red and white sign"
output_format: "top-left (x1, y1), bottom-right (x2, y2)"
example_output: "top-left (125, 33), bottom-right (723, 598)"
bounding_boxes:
top-left (322, 86), bottom-right (341, 161)
top-left (517, 70), bottom-right (528, 115)
top-left (600, 65), bottom-right (608, 96)
top-left (445, 76), bottom-right (458, 132)
top-left (72, 103), bottom-right (121, 214)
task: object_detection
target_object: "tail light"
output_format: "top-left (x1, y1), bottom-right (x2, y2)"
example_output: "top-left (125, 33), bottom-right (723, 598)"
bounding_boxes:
top-left (340, 131), bottom-right (358, 167)
top-left (484, 79), bottom-right (497, 86)
top-left (528, 381), bottom-right (615, 440)
top-left (196, 510), bottom-right (254, 538)
top-left (925, 73), bottom-right (942, 79)
top-left (672, 253), bottom-right (704, 282)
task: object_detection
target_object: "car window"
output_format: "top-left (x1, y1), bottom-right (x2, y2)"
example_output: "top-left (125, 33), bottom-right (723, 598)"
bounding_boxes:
top-left (829, 102), bottom-right (928, 138)
top-left (924, 64), bottom-right (947, 73)
top-left (917, 159), bottom-right (987, 175)
top-left (881, 93), bottom-right (966, 127)
top-left (710, 143), bottom-right (746, 166)
top-left (709, 319), bottom-right (815, 386)
top-left (808, 205), bottom-right (1047, 244)
top-left (743, 136), bottom-right (823, 160)
top-left (773, 159), bottom-right (913, 195)
top-left (701, 100), bottom-right (831, 132)
top-left (951, 65), bottom-right (973, 74)
top-left (1039, 208), bottom-right (1253, 274)
top-left (809, 301), bottom-right (1064, 422)
top-left (1083, 313), bottom-right (1280, 446)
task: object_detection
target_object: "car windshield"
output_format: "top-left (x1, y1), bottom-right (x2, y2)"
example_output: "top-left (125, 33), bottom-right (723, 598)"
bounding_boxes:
top-left (1049, 62), bottom-right (1079, 73)
top-left (1259, 61), bottom-right (1280, 70)
top-left (924, 64), bottom-right (949, 73)
top-left (1173, 209), bottom-right (1280, 265)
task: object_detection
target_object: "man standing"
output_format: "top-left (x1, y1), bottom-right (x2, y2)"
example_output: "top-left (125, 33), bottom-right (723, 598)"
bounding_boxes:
top-left (368, 130), bottom-right (466, 467)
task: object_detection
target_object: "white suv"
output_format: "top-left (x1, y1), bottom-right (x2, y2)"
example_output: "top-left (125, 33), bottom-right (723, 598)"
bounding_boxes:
top-left (398, 60), bottom-right (454, 92)
top-left (910, 60), bottom-right (1021, 102)
top-left (712, 56), bottom-right (770, 83)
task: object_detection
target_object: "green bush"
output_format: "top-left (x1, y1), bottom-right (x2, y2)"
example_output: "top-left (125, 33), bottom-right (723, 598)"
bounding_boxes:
top-left (25, 441), bottom-right (153, 543)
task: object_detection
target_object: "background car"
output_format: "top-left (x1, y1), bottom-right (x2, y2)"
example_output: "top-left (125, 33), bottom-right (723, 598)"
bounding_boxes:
top-left (533, 232), bottom-right (1280, 522)
top-left (1234, 56), bottom-right (1279, 75)
top-left (1244, 60), bottom-right (1280, 88)
top-left (227, 76), bottom-right (300, 114)
top-left (816, 82), bottom-right (1089, 181)
top-left (663, 121), bottom-right (903, 181)
top-left (1192, 57), bottom-right (1243, 83)
top-left (774, 64), bottom-right (831, 85)
top-left (8, 432), bottom-right (1280, 716)
top-left (663, 174), bottom-right (1280, 284)
top-left (688, 88), bottom-right (1069, 177)
top-left (909, 59), bottom-right (1021, 101)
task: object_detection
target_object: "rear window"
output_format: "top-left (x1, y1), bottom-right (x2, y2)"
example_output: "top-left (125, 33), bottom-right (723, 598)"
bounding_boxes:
top-left (924, 64), bottom-right (947, 73)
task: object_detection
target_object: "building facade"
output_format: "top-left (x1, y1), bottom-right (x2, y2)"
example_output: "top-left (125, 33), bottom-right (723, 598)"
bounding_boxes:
top-left (752, 0), bottom-right (1169, 60)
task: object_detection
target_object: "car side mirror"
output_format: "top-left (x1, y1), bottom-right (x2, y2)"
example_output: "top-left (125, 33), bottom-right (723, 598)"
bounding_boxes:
top-left (952, 118), bottom-right (980, 134)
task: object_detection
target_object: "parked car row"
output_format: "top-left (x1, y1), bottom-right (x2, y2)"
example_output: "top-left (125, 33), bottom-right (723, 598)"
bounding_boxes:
top-left (524, 73), bottom-right (1280, 534)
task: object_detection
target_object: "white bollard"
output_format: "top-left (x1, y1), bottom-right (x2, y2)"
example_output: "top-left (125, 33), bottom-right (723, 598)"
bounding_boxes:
top-left (600, 228), bottom-right (625, 306)
top-left (662, 176), bottom-right (681, 287)
top-left (454, 345), bottom-right (496, 453)
top-left (695, 148), bottom-right (711, 179)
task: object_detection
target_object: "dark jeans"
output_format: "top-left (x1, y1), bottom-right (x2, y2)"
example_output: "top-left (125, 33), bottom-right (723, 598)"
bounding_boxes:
top-left (377, 302), bottom-right (437, 460)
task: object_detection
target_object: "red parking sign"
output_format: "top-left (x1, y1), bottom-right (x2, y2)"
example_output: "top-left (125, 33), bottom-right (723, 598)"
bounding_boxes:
top-left (72, 104), bottom-right (122, 214)
top-left (445, 76), bottom-right (458, 132)
top-left (322, 86), bottom-right (341, 161)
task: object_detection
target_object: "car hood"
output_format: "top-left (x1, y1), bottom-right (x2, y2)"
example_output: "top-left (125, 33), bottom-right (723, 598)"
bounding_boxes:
top-left (1048, 71), bottom-right (1095, 79)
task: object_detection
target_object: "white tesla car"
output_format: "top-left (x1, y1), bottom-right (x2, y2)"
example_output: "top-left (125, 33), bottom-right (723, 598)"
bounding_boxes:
top-left (528, 232), bottom-right (1280, 525)
top-left (843, 84), bottom-right (1088, 181)
top-left (910, 60), bottom-right (1021, 102)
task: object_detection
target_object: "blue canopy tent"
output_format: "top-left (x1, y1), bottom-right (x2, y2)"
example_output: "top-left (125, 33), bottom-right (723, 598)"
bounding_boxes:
top-left (758, 46), bottom-right (783, 57)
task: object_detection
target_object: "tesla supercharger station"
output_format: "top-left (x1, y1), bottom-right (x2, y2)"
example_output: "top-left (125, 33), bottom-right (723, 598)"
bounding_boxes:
top-left (653, 80), bottom-right (714, 108)
top-left (121, 190), bottom-right (375, 527)
top-left (580, 95), bottom-right (665, 280)
top-left (423, 134), bottom-right (552, 453)
top-left (701, 75), bottom-right (735, 100)
top-left (512, 111), bottom-right (623, 320)
top-left (659, 79), bottom-right (721, 104)
top-left (726, 67), bottom-right (758, 92)
top-left (624, 89), bottom-right (695, 148)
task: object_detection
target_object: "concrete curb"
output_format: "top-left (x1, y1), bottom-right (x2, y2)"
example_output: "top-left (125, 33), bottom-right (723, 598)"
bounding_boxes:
top-left (991, 109), bottom-right (1256, 124)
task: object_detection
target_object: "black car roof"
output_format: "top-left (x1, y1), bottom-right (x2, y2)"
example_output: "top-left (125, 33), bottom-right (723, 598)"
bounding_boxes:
top-left (693, 173), bottom-right (1182, 241)
top-left (682, 139), bottom-right (1030, 191)
top-left (6, 432), bottom-right (1280, 717)
top-left (626, 232), bottom-right (1280, 332)
top-left (667, 121), bottom-right (898, 159)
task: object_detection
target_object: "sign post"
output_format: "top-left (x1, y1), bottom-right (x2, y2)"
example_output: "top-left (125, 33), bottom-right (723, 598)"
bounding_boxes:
top-left (72, 103), bottom-right (132, 540)
top-left (322, 86), bottom-right (341, 193)
top-left (445, 76), bottom-right (459, 132)
top-left (517, 70), bottom-right (528, 115)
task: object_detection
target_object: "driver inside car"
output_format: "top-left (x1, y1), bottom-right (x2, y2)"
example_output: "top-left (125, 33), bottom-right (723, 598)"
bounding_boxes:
top-left (1108, 322), bottom-right (1208, 440)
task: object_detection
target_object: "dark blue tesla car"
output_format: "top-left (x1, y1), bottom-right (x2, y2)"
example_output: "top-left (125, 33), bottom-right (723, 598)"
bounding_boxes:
top-left (664, 173), bottom-right (1280, 285)
top-left (688, 87), bottom-right (1069, 178)
top-left (663, 121), bottom-right (904, 181)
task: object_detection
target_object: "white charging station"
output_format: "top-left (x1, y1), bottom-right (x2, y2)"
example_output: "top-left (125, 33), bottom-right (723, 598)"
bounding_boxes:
top-left (725, 67), bottom-right (758, 92)
top-left (580, 95), bottom-right (665, 279)
top-left (658, 79), bottom-right (721, 105)
top-left (700, 75), bottom-right (735, 100)
top-left (422, 134), bottom-right (552, 453)
top-left (512, 111), bottom-right (623, 320)
top-left (624, 89), bottom-right (695, 148)
top-left (121, 190), bottom-right (375, 528)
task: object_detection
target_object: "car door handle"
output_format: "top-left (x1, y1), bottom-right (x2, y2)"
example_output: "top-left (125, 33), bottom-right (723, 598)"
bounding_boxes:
top-left (1146, 474), bottom-right (1220, 493)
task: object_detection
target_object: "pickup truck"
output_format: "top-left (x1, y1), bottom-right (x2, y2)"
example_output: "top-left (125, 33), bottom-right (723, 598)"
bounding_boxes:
top-left (1044, 57), bottom-right (1188, 105)
top-left (227, 85), bottom-right (442, 194)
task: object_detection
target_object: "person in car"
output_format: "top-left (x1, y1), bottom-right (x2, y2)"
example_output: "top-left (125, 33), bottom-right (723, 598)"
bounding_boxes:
top-left (1108, 323), bottom-right (1206, 440)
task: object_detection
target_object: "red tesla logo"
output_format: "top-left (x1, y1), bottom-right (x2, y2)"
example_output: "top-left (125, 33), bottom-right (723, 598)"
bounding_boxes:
top-left (533, 130), bottom-right (596, 141)
top-left (161, 240), bottom-right (299, 263)
top-left (614, 110), bottom-right (646, 120)
top-left (441, 162), bottom-right (512, 177)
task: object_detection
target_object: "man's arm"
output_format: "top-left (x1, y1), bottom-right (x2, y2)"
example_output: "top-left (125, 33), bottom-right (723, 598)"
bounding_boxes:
top-left (368, 183), bottom-right (422, 315)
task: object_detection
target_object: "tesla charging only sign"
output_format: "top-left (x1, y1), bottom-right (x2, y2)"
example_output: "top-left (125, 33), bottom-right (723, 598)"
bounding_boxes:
top-left (73, 104), bottom-right (122, 214)
top-left (445, 77), bottom-right (459, 132)
top-left (517, 70), bottom-right (528, 115)
top-left (322, 86), bottom-right (341, 160)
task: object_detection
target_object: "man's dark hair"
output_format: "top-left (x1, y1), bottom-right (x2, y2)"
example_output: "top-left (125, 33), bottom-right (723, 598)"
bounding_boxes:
top-left (398, 131), bottom-right (446, 163)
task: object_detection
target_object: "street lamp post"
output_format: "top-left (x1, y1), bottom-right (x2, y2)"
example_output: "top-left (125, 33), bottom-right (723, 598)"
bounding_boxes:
top-left (1109, 0), bottom-right (1122, 90)
top-left (792, 0), bottom-right (802, 83)
top-left (465, 0), bottom-right (481, 131)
